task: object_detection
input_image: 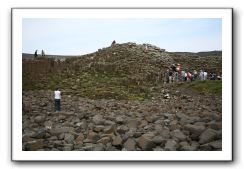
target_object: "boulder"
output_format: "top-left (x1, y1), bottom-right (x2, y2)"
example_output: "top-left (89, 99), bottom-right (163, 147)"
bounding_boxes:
top-left (199, 128), bottom-right (218, 144)
top-left (164, 140), bottom-right (178, 151)
top-left (104, 125), bottom-right (115, 134)
top-left (92, 114), bottom-right (104, 125)
top-left (112, 135), bottom-right (123, 146)
top-left (30, 129), bottom-right (46, 139)
top-left (64, 133), bottom-right (75, 144)
top-left (209, 140), bottom-right (222, 150)
top-left (127, 119), bottom-right (139, 129)
top-left (115, 116), bottom-right (124, 124)
top-left (34, 115), bottom-right (46, 123)
top-left (184, 124), bottom-right (206, 136)
top-left (50, 127), bottom-right (75, 136)
top-left (171, 130), bottom-right (187, 141)
top-left (123, 138), bottom-right (137, 151)
top-left (117, 125), bottom-right (129, 134)
top-left (97, 137), bottom-right (111, 144)
top-left (138, 132), bottom-right (156, 150)
top-left (75, 133), bottom-right (84, 144)
top-left (87, 131), bottom-right (100, 143)
top-left (25, 139), bottom-right (44, 151)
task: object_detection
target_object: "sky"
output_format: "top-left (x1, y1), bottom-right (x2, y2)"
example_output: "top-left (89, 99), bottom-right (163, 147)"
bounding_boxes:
top-left (22, 18), bottom-right (222, 55)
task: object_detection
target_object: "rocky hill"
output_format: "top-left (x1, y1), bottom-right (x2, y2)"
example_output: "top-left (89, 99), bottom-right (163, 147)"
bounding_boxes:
top-left (23, 42), bottom-right (221, 100)
top-left (22, 42), bottom-right (222, 151)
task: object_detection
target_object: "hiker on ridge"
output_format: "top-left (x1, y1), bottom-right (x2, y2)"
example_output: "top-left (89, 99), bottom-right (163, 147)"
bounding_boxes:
top-left (111, 40), bottom-right (116, 47)
top-left (54, 88), bottom-right (61, 112)
top-left (34, 50), bottom-right (38, 58)
top-left (41, 50), bottom-right (45, 57)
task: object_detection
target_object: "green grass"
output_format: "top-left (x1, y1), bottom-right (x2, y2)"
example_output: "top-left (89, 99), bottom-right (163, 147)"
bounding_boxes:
top-left (184, 80), bottom-right (222, 96)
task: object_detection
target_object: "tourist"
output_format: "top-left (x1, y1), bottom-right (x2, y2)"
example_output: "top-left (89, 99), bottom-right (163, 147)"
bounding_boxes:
top-left (164, 69), bottom-right (169, 83)
top-left (41, 50), bottom-right (45, 57)
top-left (54, 88), bottom-right (61, 111)
top-left (111, 40), bottom-right (116, 47)
top-left (144, 44), bottom-right (148, 52)
top-left (176, 63), bottom-right (181, 72)
top-left (193, 70), bottom-right (198, 81)
top-left (181, 70), bottom-right (185, 81)
top-left (186, 71), bottom-right (192, 81)
top-left (34, 50), bottom-right (38, 58)
top-left (199, 70), bottom-right (204, 81)
top-left (168, 68), bottom-right (173, 83)
top-left (203, 71), bottom-right (208, 80)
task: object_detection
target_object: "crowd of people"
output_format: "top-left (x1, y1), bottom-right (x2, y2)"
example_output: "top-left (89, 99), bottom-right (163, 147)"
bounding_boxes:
top-left (163, 63), bottom-right (221, 84)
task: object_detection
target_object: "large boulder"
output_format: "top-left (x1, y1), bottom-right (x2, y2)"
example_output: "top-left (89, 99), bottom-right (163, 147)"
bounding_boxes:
top-left (34, 115), bottom-right (46, 123)
top-left (64, 133), bottom-right (75, 144)
top-left (112, 135), bottom-right (123, 146)
top-left (50, 127), bottom-right (75, 136)
top-left (171, 130), bottom-right (187, 141)
top-left (164, 140), bottom-right (178, 151)
top-left (184, 124), bottom-right (206, 136)
top-left (123, 138), bottom-right (137, 151)
top-left (25, 139), bottom-right (44, 151)
top-left (199, 128), bottom-right (218, 144)
top-left (138, 132), bottom-right (156, 150)
top-left (92, 114), bottom-right (104, 125)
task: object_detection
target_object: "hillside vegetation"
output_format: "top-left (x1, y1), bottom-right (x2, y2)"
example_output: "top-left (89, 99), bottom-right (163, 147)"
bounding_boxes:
top-left (23, 42), bottom-right (222, 100)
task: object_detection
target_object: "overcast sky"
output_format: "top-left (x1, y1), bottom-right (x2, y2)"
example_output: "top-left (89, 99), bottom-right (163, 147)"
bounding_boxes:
top-left (22, 18), bottom-right (222, 55)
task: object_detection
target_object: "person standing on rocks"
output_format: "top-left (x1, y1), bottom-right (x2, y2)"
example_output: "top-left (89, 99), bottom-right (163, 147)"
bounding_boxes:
top-left (54, 88), bottom-right (61, 111)
top-left (34, 50), bottom-right (38, 58)
top-left (41, 50), bottom-right (45, 57)
top-left (111, 40), bottom-right (116, 47)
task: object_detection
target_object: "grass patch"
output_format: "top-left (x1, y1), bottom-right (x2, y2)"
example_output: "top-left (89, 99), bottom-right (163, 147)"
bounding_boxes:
top-left (184, 80), bottom-right (222, 96)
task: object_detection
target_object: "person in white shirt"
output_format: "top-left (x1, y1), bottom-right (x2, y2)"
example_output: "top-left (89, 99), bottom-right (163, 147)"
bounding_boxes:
top-left (203, 71), bottom-right (208, 80)
top-left (54, 88), bottom-right (61, 111)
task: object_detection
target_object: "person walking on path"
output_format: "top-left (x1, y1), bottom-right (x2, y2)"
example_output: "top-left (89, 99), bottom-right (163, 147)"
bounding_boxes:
top-left (54, 88), bottom-right (61, 111)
